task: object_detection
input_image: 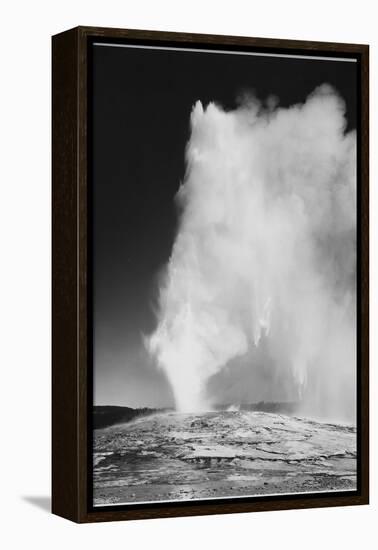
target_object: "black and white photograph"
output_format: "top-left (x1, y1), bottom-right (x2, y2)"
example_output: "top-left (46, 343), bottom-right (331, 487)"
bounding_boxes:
top-left (1, 0), bottom-right (376, 541)
top-left (91, 40), bottom-right (358, 507)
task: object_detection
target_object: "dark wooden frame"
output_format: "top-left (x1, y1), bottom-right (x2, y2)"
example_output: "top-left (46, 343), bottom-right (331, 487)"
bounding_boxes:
top-left (52, 26), bottom-right (369, 523)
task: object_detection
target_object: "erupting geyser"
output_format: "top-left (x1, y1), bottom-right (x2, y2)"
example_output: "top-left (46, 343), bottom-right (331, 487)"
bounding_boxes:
top-left (146, 86), bottom-right (356, 419)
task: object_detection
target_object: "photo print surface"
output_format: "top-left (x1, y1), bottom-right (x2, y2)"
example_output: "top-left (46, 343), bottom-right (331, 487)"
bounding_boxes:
top-left (91, 42), bottom-right (357, 507)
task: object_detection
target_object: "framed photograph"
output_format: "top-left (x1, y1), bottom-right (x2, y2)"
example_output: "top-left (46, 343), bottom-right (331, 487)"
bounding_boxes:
top-left (52, 26), bottom-right (369, 523)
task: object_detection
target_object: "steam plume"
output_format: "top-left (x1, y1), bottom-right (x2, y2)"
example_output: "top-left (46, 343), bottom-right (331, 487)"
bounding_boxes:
top-left (146, 85), bottom-right (356, 419)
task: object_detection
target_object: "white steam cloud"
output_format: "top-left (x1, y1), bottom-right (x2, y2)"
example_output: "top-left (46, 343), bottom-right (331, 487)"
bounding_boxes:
top-left (146, 85), bottom-right (356, 420)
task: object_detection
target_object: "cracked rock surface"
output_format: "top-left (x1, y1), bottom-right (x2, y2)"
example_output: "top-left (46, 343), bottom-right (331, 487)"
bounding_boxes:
top-left (93, 411), bottom-right (356, 506)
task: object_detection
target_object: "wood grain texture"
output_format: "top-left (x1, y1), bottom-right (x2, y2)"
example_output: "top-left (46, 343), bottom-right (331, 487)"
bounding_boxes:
top-left (78, 25), bottom-right (368, 53)
top-left (52, 28), bottom-right (79, 521)
top-left (359, 46), bottom-right (369, 504)
top-left (52, 26), bottom-right (369, 523)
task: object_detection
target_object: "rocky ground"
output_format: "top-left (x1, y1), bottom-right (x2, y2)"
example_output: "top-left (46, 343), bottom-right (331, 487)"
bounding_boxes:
top-left (93, 410), bottom-right (356, 506)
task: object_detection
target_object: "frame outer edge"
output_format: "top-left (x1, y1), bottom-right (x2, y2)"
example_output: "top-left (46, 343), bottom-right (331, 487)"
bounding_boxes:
top-left (77, 26), bottom-right (89, 522)
top-left (52, 27), bottom-right (81, 523)
top-left (360, 45), bottom-right (369, 504)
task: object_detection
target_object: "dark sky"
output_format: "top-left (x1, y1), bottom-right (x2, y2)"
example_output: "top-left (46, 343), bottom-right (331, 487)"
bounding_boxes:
top-left (92, 43), bottom-right (357, 407)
